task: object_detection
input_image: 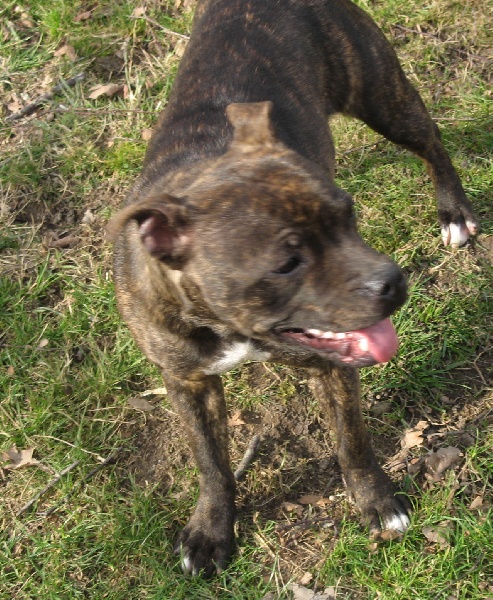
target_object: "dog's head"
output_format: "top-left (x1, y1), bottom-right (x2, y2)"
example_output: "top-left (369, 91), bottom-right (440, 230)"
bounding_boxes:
top-left (109, 102), bottom-right (406, 367)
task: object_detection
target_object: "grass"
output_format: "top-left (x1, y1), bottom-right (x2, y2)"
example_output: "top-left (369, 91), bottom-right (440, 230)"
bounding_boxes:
top-left (1, 0), bottom-right (492, 598)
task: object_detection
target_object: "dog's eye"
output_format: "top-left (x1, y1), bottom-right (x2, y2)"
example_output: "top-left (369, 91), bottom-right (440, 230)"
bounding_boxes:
top-left (273, 255), bottom-right (302, 275)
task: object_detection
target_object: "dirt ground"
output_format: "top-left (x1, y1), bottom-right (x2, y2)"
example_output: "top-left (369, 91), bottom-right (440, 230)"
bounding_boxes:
top-left (125, 346), bottom-right (492, 577)
top-left (1, 1), bottom-right (491, 584)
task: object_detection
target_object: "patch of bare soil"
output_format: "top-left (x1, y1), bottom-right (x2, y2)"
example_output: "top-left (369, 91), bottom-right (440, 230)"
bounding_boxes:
top-left (126, 364), bottom-right (339, 497)
top-left (123, 346), bottom-right (492, 580)
top-left (124, 365), bottom-right (348, 577)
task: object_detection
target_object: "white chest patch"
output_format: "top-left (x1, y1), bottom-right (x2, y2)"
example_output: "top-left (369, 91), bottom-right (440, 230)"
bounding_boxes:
top-left (204, 340), bottom-right (271, 375)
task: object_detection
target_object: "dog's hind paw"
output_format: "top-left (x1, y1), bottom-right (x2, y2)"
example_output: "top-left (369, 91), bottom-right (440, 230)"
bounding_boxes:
top-left (441, 219), bottom-right (478, 248)
top-left (438, 196), bottom-right (479, 248)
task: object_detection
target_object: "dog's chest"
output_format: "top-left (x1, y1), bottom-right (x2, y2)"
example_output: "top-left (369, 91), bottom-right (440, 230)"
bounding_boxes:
top-left (204, 340), bottom-right (271, 374)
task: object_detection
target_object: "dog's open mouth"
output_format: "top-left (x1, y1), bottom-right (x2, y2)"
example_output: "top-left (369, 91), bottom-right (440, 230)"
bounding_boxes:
top-left (280, 317), bottom-right (399, 367)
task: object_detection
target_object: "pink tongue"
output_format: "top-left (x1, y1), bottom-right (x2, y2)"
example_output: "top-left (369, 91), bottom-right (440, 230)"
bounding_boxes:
top-left (355, 318), bottom-right (399, 363)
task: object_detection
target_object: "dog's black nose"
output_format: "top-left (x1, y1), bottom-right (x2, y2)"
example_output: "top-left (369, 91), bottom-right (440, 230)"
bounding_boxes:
top-left (364, 263), bottom-right (407, 309)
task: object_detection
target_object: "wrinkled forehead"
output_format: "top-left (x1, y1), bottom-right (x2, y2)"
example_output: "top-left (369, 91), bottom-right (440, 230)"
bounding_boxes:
top-left (189, 157), bottom-right (352, 228)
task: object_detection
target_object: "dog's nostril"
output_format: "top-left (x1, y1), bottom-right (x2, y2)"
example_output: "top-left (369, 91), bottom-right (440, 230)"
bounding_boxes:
top-left (380, 281), bottom-right (393, 298)
top-left (365, 265), bottom-right (406, 302)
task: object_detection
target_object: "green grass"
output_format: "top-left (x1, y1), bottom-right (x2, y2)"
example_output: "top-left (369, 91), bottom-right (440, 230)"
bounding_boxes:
top-left (1, 0), bottom-right (492, 598)
top-left (321, 449), bottom-right (493, 599)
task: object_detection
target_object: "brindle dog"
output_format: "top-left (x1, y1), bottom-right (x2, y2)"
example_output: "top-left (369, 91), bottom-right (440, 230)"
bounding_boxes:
top-left (109, 0), bottom-right (478, 577)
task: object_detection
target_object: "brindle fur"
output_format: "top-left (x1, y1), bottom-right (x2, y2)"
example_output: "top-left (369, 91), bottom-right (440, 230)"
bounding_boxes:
top-left (109, 0), bottom-right (478, 577)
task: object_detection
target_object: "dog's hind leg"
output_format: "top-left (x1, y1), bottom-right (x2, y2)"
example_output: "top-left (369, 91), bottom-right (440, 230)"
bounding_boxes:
top-left (309, 365), bottom-right (411, 534)
top-left (344, 51), bottom-right (478, 247)
top-left (323, 0), bottom-right (479, 247)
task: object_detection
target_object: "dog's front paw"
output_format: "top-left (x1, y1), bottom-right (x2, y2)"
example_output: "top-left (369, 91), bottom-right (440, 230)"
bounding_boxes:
top-left (174, 509), bottom-right (235, 577)
top-left (360, 492), bottom-right (411, 537)
top-left (346, 469), bottom-right (412, 536)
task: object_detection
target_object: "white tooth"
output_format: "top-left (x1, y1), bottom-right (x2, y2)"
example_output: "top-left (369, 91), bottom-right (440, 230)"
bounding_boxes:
top-left (307, 329), bottom-right (324, 337)
top-left (321, 331), bottom-right (335, 339)
top-left (335, 332), bottom-right (347, 340)
top-left (359, 337), bottom-right (369, 352)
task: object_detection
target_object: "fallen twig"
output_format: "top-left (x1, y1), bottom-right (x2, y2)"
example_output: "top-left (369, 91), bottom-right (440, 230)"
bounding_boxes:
top-left (39, 447), bottom-right (123, 517)
top-left (340, 138), bottom-right (387, 156)
top-left (276, 515), bottom-right (337, 532)
top-left (234, 434), bottom-right (261, 481)
top-left (131, 15), bottom-right (190, 40)
top-left (5, 73), bottom-right (85, 123)
top-left (433, 116), bottom-right (490, 122)
top-left (16, 460), bottom-right (81, 516)
top-left (393, 24), bottom-right (489, 62)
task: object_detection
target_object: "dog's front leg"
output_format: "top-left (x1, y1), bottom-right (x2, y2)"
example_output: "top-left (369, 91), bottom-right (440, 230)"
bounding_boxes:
top-left (165, 373), bottom-right (236, 576)
top-left (310, 366), bottom-right (411, 535)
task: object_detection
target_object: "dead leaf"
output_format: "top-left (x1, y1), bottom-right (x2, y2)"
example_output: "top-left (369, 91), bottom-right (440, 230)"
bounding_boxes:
top-left (54, 44), bottom-right (78, 61)
top-left (374, 529), bottom-right (404, 541)
top-left (401, 420), bottom-right (428, 449)
top-left (7, 95), bottom-right (22, 113)
top-left (74, 10), bottom-right (93, 22)
top-left (300, 572), bottom-right (313, 586)
top-left (46, 235), bottom-right (79, 249)
top-left (282, 501), bottom-right (304, 517)
top-left (469, 495), bottom-right (483, 510)
top-left (406, 455), bottom-right (425, 476)
top-left (422, 524), bottom-right (453, 548)
top-left (141, 128), bottom-right (153, 141)
top-left (228, 410), bottom-right (246, 427)
top-left (173, 39), bottom-right (187, 59)
top-left (141, 387), bottom-right (167, 396)
top-left (132, 7), bottom-right (146, 17)
top-left (88, 83), bottom-right (124, 100)
top-left (298, 494), bottom-right (331, 507)
top-left (81, 208), bottom-right (96, 225)
top-left (290, 584), bottom-right (316, 600)
top-left (424, 447), bottom-right (462, 482)
top-left (7, 366), bottom-right (15, 376)
top-left (127, 397), bottom-right (155, 412)
top-left (18, 11), bottom-right (35, 28)
top-left (478, 582), bottom-right (493, 595)
top-left (370, 400), bottom-right (392, 416)
top-left (289, 583), bottom-right (335, 600)
top-left (2, 446), bottom-right (41, 470)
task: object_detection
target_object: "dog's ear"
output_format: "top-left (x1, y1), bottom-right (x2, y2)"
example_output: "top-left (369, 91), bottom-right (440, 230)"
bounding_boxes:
top-left (226, 101), bottom-right (276, 148)
top-left (107, 195), bottom-right (191, 268)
